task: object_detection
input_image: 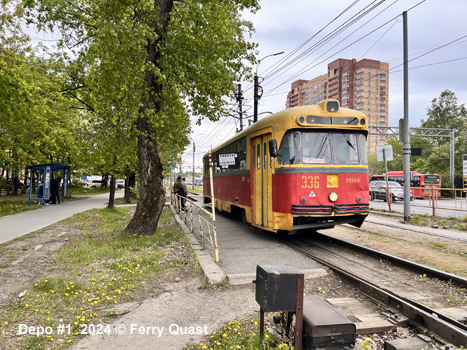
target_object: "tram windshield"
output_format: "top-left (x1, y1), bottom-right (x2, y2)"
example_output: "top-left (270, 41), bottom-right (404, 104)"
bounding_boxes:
top-left (279, 130), bottom-right (367, 165)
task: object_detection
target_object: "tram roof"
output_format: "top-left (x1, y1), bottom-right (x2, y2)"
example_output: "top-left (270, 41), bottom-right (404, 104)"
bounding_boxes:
top-left (204, 100), bottom-right (366, 158)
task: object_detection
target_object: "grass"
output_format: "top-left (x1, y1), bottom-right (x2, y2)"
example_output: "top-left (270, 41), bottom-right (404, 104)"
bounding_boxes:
top-left (184, 318), bottom-right (291, 350)
top-left (0, 199), bottom-right (41, 217)
top-left (409, 213), bottom-right (467, 231)
top-left (0, 206), bottom-right (197, 349)
top-left (68, 185), bottom-right (110, 196)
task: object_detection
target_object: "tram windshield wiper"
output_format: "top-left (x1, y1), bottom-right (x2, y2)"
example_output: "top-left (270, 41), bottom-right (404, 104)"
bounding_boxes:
top-left (343, 132), bottom-right (356, 151)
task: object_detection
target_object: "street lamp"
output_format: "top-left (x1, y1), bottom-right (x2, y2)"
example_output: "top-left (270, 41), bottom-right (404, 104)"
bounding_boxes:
top-left (254, 51), bottom-right (284, 123)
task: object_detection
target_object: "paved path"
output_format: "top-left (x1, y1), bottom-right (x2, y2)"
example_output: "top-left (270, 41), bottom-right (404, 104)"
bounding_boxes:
top-left (0, 193), bottom-right (119, 245)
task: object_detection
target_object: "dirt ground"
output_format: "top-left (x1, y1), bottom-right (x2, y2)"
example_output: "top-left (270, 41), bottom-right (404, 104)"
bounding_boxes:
top-left (0, 210), bottom-right (465, 349)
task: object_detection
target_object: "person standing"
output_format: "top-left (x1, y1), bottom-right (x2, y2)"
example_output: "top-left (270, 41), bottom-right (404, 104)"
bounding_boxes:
top-left (181, 178), bottom-right (188, 210)
top-left (173, 177), bottom-right (184, 211)
top-left (50, 176), bottom-right (59, 204)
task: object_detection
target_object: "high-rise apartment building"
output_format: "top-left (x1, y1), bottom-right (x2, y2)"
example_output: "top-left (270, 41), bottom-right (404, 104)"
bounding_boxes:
top-left (286, 58), bottom-right (389, 153)
top-left (285, 79), bottom-right (308, 108)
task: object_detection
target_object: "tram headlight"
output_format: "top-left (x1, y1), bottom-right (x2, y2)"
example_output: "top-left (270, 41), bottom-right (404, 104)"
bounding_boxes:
top-left (326, 100), bottom-right (339, 113)
top-left (360, 118), bottom-right (366, 126)
top-left (329, 192), bottom-right (338, 202)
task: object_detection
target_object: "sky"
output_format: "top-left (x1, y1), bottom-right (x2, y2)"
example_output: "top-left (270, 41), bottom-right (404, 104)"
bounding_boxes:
top-left (183, 0), bottom-right (467, 172)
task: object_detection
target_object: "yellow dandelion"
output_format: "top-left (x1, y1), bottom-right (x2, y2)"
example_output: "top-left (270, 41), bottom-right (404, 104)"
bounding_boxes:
top-left (4, 321), bottom-right (8, 325)
top-left (223, 333), bottom-right (227, 338)
top-left (17, 337), bottom-right (22, 341)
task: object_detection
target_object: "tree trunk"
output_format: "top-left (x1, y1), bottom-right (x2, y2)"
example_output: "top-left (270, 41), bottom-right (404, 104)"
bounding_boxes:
top-left (126, 0), bottom-right (174, 235)
top-left (21, 172), bottom-right (28, 195)
top-left (126, 116), bottom-right (165, 234)
top-left (129, 172), bottom-right (137, 199)
top-left (108, 176), bottom-right (115, 208)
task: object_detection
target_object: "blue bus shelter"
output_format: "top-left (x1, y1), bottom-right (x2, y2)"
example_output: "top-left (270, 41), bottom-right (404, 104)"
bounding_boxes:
top-left (25, 164), bottom-right (70, 206)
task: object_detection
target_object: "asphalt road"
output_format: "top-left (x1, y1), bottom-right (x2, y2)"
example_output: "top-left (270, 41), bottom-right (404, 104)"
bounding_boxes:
top-left (370, 197), bottom-right (467, 217)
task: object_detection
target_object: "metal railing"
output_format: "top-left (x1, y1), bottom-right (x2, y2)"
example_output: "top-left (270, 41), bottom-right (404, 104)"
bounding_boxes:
top-left (370, 186), bottom-right (467, 217)
top-left (171, 192), bottom-right (219, 263)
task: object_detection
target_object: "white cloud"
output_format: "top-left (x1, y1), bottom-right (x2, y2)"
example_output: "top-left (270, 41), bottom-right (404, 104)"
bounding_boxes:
top-left (184, 0), bottom-right (467, 168)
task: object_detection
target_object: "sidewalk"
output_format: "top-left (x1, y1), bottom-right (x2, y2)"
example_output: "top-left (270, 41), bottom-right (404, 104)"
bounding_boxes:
top-left (0, 193), bottom-right (117, 245)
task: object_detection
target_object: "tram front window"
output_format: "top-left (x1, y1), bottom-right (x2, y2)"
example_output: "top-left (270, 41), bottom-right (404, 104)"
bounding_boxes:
top-left (279, 131), bottom-right (367, 165)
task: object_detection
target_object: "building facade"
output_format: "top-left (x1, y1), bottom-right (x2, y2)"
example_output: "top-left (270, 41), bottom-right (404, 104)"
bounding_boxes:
top-left (286, 58), bottom-right (389, 153)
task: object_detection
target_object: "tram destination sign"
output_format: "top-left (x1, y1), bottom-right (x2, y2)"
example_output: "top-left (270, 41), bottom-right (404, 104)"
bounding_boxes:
top-left (217, 152), bottom-right (240, 170)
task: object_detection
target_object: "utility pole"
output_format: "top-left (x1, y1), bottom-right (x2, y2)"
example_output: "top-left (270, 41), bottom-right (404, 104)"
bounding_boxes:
top-left (254, 75), bottom-right (260, 123)
top-left (254, 51), bottom-right (284, 123)
top-left (402, 11), bottom-right (411, 222)
top-left (192, 142), bottom-right (195, 190)
top-left (236, 84), bottom-right (244, 132)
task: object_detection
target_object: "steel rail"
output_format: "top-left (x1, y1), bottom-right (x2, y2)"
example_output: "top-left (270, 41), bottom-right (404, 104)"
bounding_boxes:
top-left (315, 231), bottom-right (467, 288)
top-left (279, 236), bottom-right (467, 347)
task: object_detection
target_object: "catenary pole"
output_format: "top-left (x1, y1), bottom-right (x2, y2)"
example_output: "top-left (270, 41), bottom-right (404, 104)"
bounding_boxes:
top-left (403, 11), bottom-right (411, 221)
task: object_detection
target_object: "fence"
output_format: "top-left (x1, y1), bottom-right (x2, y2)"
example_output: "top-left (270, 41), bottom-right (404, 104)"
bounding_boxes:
top-left (370, 186), bottom-right (467, 217)
top-left (171, 192), bottom-right (220, 263)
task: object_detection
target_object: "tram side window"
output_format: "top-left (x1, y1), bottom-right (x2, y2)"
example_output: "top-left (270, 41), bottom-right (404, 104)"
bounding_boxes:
top-left (257, 144), bottom-right (261, 169)
top-left (279, 131), bottom-right (300, 165)
top-left (357, 134), bottom-right (368, 165)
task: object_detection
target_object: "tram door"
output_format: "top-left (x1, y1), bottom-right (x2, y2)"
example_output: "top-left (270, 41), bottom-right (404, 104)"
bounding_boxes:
top-left (252, 134), bottom-right (272, 228)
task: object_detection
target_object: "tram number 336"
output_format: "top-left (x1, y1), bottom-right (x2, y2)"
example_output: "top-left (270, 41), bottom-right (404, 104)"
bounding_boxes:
top-left (302, 175), bottom-right (320, 189)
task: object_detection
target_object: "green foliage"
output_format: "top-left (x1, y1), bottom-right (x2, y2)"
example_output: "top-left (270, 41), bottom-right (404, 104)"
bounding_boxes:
top-left (23, 0), bottom-right (260, 233)
top-left (359, 337), bottom-right (373, 350)
top-left (412, 90), bottom-right (467, 188)
top-left (185, 318), bottom-right (289, 350)
top-left (369, 90), bottom-right (466, 189)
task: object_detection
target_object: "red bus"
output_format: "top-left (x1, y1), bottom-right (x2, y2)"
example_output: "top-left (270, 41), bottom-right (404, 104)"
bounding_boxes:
top-left (370, 171), bottom-right (441, 198)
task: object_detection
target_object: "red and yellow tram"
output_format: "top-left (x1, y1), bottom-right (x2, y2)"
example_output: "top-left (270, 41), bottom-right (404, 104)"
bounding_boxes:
top-left (203, 99), bottom-right (369, 233)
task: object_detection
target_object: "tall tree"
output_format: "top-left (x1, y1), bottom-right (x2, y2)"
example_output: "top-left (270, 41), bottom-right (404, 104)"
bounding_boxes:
top-left (412, 90), bottom-right (467, 187)
top-left (1, 1), bottom-right (82, 193)
top-left (25, 0), bottom-right (259, 234)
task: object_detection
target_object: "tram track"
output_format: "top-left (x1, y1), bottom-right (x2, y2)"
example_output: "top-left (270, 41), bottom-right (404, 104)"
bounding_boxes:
top-left (365, 216), bottom-right (467, 244)
top-left (278, 232), bottom-right (467, 347)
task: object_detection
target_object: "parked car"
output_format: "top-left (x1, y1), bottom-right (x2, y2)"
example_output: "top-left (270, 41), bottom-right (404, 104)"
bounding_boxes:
top-left (369, 181), bottom-right (413, 202)
top-left (116, 179), bottom-right (125, 189)
top-left (83, 176), bottom-right (103, 188)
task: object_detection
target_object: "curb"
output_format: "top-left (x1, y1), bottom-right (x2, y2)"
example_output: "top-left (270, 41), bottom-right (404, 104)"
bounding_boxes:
top-left (169, 204), bottom-right (227, 285)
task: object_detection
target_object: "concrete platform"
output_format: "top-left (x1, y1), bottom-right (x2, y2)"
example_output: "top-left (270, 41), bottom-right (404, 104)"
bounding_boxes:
top-left (172, 195), bottom-right (327, 285)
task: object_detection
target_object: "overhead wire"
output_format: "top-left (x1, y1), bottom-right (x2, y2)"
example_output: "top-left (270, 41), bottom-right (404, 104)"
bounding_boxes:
top-left (260, 0), bottom-right (364, 81)
top-left (262, 0), bottom-right (386, 82)
top-left (186, 0), bottom-right (436, 164)
top-left (263, 0), bottom-right (401, 97)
